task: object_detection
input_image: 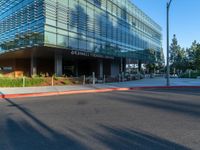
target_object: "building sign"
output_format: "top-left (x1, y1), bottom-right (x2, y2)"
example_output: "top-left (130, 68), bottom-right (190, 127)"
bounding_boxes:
top-left (70, 50), bottom-right (114, 59)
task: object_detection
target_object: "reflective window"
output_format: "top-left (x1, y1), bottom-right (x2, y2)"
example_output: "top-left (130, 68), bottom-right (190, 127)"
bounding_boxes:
top-left (0, 0), bottom-right (162, 61)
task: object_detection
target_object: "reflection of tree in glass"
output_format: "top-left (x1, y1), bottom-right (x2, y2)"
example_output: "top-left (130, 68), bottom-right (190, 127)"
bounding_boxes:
top-left (0, 32), bottom-right (43, 51)
top-left (70, 5), bottom-right (88, 35)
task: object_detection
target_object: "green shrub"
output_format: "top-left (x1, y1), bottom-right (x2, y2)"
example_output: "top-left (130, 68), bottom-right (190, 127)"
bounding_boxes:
top-left (0, 76), bottom-right (82, 87)
top-left (0, 77), bottom-right (44, 87)
top-left (24, 77), bottom-right (44, 87)
top-left (179, 71), bottom-right (200, 78)
top-left (0, 74), bottom-right (4, 78)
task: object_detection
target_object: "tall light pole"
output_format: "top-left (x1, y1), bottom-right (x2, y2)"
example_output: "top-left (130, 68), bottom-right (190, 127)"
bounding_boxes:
top-left (166, 0), bottom-right (173, 86)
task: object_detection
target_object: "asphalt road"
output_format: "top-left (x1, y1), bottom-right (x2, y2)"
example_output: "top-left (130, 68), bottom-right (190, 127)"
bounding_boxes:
top-left (0, 88), bottom-right (200, 150)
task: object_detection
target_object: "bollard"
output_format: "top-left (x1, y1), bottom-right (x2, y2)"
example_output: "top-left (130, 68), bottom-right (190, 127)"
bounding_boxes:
top-left (83, 75), bottom-right (86, 85)
top-left (103, 75), bottom-right (106, 83)
top-left (122, 72), bottom-right (124, 82)
top-left (92, 72), bottom-right (95, 85)
top-left (51, 76), bottom-right (54, 86)
top-left (189, 70), bottom-right (191, 78)
top-left (22, 77), bottom-right (26, 87)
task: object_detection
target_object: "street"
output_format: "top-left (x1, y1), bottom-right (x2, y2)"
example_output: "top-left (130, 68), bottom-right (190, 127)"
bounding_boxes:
top-left (0, 88), bottom-right (200, 150)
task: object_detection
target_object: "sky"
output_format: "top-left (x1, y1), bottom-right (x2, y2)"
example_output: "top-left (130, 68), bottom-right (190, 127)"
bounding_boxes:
top-left (132, 0), bottom-right (200, 58)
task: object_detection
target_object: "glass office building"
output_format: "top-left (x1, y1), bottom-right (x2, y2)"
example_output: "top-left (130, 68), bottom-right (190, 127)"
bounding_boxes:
top-left (0, 0), bottom-right (162, 77)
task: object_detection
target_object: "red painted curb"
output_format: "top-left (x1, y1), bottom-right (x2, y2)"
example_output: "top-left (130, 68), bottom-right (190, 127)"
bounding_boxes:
top-left (0, 86), bottom-right (200, 99)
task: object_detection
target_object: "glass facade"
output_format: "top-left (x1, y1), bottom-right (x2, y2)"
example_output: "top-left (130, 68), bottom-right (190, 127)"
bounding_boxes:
top-left (0, 0), bottom-right (44, 52)
top-left (0, 0), bottom-right (162, 61)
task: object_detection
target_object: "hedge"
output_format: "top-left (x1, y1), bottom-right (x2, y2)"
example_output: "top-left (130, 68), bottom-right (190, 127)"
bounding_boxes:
top-left (0, 77), bottom-right (44, 87)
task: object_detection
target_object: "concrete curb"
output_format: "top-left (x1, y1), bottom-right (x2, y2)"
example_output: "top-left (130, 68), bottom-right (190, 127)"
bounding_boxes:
top-left (1, 86), bottom-right (200, 99)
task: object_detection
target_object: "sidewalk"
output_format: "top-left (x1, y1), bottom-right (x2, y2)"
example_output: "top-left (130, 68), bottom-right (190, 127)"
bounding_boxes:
top-left (0, 78), bottom-right (200, 98)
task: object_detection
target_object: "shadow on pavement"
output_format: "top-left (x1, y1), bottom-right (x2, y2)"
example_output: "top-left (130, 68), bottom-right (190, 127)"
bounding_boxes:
top-left (0, 98), bottom-right (89, 150)
top-left (0, 97), bottom-right (192, 150)
top-left (87, 125), bottom-right (190, 150)
top-left (103, 91), bottom-right (200, 118)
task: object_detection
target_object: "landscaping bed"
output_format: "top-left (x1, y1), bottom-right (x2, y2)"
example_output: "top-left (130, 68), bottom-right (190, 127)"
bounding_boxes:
top-left (0, 77), bottom-right (83, 87)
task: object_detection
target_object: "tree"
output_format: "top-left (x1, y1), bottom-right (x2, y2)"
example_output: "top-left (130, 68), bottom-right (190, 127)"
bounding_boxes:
top-left (143, 48), bottom-right (165, 74)
top-left (174, 48), bottom-right (188, 73)
top-left (194, 44), bottom-right (200, 70)
top-left (169, 34), bottom-right (191, 74)
top-left (170, 34), bottom-right (181, 65)
top-left (186, 40), bottom-right (198, 70)
top-left (169, 35), bottom-right (200, 74)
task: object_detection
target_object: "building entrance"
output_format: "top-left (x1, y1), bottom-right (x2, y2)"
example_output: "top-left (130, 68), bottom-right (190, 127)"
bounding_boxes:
top-left (62, 58), bottom-right (100, 77)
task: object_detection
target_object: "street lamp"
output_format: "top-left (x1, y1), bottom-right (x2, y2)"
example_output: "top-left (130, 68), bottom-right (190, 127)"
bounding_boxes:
top-left (166, 0), bottom-right (173, 86)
